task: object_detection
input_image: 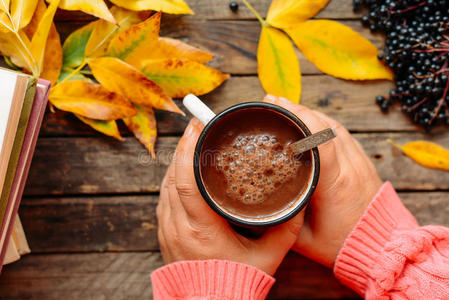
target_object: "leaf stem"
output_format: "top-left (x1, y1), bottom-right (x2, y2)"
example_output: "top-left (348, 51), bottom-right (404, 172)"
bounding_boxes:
top-left (242, 0), bottom-right (268, 27)
top-left (387, 139), bottom-right (402, 151)
top-left (56, 60), bottom-right (87, 86)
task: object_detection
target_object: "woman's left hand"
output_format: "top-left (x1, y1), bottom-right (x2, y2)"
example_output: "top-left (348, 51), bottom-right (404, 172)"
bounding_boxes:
top-left (156, 118), bottom-right (304, 276)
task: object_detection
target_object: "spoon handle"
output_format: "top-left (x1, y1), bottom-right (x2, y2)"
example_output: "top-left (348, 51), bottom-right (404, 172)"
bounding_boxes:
top-left (289, 128), bottom-right (337, 155)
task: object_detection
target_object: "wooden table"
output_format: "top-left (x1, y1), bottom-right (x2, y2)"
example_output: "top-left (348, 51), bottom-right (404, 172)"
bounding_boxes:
top-left (1, 1), bottom-right (448, 299)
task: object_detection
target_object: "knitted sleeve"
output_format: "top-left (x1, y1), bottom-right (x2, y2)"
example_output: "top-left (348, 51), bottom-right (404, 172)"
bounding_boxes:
top-left (334, 182), bottom-right (449, 299)
top-left (151, 259), bottom-right (274, 300)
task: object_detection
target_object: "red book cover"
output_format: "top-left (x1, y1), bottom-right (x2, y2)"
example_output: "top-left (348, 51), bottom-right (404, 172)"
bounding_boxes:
top-left (0, 79), bottom-right (50, 271)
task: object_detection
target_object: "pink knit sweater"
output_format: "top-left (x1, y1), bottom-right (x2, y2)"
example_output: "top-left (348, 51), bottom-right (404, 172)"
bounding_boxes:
top-left (151, 182), bottom-right (449, 299)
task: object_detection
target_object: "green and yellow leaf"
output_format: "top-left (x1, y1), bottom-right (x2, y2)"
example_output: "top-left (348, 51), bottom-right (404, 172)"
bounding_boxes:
top-left (286, 20), bottom-right (393, 80)
top-left (0, 31), bottom-right (35, 71)
top-left (258, 26), bottom-right (301, 103)
top-left (61, 22), bottom-right (94, 69)
top-left (76, 114), bottom-right (123, 141)
top-left (107, 11), bottom-right (161, 66)
top-left (89, 57), bottom-right (184, 115)
top-left (141, 58), bottom-right (229, 98)
top-left (48, 0), bottom-right (116, 24)
top-left (24, 0), bottom-right (61, 83)
top-left (30, 0), bottom-right (60, 75)
top-left (85, 6), bottom-right (151, 59)
top-left (85, 19), bottom-right (118, 58)
top-left (58, 67), bottom-right (91, 82)
top-left (267, 0), bottom-right (329, 29)
top-left (11, 0), bottom-right (39, 29)
top-left (109, 0), bottom-right (193, 15)
top-left (49, 80), bottom-right (138, 120)
top-left (123, 104), bottom-right (157, 157)
top-left (388, 140), bottom-right (449, 171)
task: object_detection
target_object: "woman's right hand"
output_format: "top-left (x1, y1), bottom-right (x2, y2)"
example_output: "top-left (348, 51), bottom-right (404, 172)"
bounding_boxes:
top-left (264, 95), bottom-right (383, 268)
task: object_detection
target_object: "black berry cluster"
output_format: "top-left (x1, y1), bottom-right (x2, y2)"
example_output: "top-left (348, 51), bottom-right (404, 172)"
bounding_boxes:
top-left (354, 0), bottom-right (449, 129)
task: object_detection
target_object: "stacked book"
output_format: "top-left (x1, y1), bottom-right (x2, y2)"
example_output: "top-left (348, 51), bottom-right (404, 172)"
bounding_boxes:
top-left (0, 68), bottom-right (50, 271)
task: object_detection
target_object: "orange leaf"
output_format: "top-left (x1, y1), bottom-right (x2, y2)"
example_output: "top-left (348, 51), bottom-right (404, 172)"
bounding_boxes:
top-left (123, 104), bottom-right (157, 157)
top-left (258, 26), bottom-right (301, 103)
top-left (155, 37), bottom-right (213, 63)
top-left (107, 11), bottom-right (161, 66)
top-left (141, 58), bottom-right (229, 98)
top-left (89, 57), bottom-right (184, 115)
top-left (267, 0), bottom-right (329, 29)
top-left (49, 80), bottom-right (138, 120)
top-left (286, 20), bottom-right (393, 80)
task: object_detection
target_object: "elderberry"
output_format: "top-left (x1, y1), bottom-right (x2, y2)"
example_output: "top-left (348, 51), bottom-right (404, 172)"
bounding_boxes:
top-left (355, 0), bottom-right (449, 129)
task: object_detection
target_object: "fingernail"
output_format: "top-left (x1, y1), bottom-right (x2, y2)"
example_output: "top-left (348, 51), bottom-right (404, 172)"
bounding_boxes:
top-left (184, 121), bottom-right (195, 136)
top-left (264, 94), bottom-right (277, 103)
top-left (190, 118), bottom-right (203, 129)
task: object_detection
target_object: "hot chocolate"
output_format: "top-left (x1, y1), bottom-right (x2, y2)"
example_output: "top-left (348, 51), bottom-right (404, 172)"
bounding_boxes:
top-left (199, 107), bottom-right (312, 219)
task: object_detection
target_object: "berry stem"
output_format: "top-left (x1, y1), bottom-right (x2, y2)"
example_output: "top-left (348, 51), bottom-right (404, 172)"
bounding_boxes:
top-left (390, 1), bottom-right (427, 14)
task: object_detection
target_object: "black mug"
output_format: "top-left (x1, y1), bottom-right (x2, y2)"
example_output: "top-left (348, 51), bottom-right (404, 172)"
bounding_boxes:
top-left (183, 95), bottom-right (320, 232)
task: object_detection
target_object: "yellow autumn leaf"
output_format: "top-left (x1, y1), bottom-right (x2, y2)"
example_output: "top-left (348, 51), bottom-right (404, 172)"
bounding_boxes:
top-left (110, 5), bottom-right (151, 29)
top-left (49, 80), bottom-right (138, 120)
top-left (0, 31), bottom-right (35, 71)
top-left (11, 0), bottom-right (39, 29)
top-left (85, 6), bottom-right (149, 59)
top-left (47, 0), bottom-right (115, 24)
top-left (76, 114), bottom-right (123, 141)
top-left (123, 104), bottom-right (157, 157)
top-left (89, 57), bottom-right (184, 115)
top-left (107, 11), bottom-right (161, 66)
top-left (258, 26), bottom-right (301, 103)
top-left (141, 58), bottom-right (229, 98)
top-left (30, 0), bottom-right (60, 74)
top-left (388, 140), bottom-right (449, 171)
top-left (23, 0), bottom-right (61, 84)
top-left (286, 20), bottom-right (393, 80)
top-left (0, 0), bottom-right (9, 13)
top-left (0, 12), bottom-right (13, 32)
top-left (267, 0), bottom-right (329, 29)
top-left (109, 0), bottom-right (193, 15)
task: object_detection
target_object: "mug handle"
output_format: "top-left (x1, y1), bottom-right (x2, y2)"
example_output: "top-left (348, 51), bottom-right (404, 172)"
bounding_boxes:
top-left (183, 94), bottom-right (216, 125)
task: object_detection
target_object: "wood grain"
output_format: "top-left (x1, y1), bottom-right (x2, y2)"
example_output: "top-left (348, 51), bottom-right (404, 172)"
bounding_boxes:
top-left (0, 252), bottom-right (358, 300)
top-left (24, 133), bottom-right (449, 196)
top-left (19, 192), bottom-right (449, 253)
top-left (42, 75), bottom-right (432, 138)
top-left (55, 19), bottom-right (383, 75)
top-left (53, 0), bottom-right (362, 22)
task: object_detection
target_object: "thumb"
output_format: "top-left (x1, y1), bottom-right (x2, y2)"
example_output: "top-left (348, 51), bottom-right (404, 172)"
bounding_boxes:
top-left (257, 210), bottom-right (305, 255)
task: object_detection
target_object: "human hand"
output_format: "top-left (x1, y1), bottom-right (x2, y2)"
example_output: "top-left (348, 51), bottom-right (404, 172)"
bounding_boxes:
top-left (263, 95), bottom-right (383, 268)
top-left (156, 118), bottom-right (305, 275)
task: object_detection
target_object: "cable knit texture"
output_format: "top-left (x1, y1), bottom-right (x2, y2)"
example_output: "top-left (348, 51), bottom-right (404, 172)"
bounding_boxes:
top-left (151, 260), bottom-right (274, 300)
top-left (334, 181), bottom-right (449, 299)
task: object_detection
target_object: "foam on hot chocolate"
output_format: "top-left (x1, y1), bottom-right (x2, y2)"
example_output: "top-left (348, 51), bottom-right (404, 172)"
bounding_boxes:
top-left (216, 133), bottom-right (301, 205)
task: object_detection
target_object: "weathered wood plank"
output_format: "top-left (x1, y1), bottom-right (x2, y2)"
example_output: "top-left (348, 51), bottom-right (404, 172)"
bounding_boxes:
top-left (55, 20), bottom-right (383, 75)
top-left (19, 192), bottom-right (449, 253)
top-left (53, 0), bottom-right (362, 21)
top-left (42, 75), bottom-right (430, 138)
top-left (25, 133), bottom-right (449, 196)
top-left (0, 252), bottom-right (358, 300)
top-left (0, 252), bottom-right (162, 300)
top-left (20, 196), bottom-right (159, 253)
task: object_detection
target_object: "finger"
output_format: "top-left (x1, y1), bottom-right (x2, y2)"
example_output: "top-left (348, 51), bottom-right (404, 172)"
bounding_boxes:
top-left (257, 210), bottom-right (305, 256)
top-left (175, 118), bottom-right (221, 222)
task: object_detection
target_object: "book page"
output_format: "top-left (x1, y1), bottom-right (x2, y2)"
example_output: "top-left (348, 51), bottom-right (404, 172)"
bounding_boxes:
top-left (0, 71), bottom-right (18, 150)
